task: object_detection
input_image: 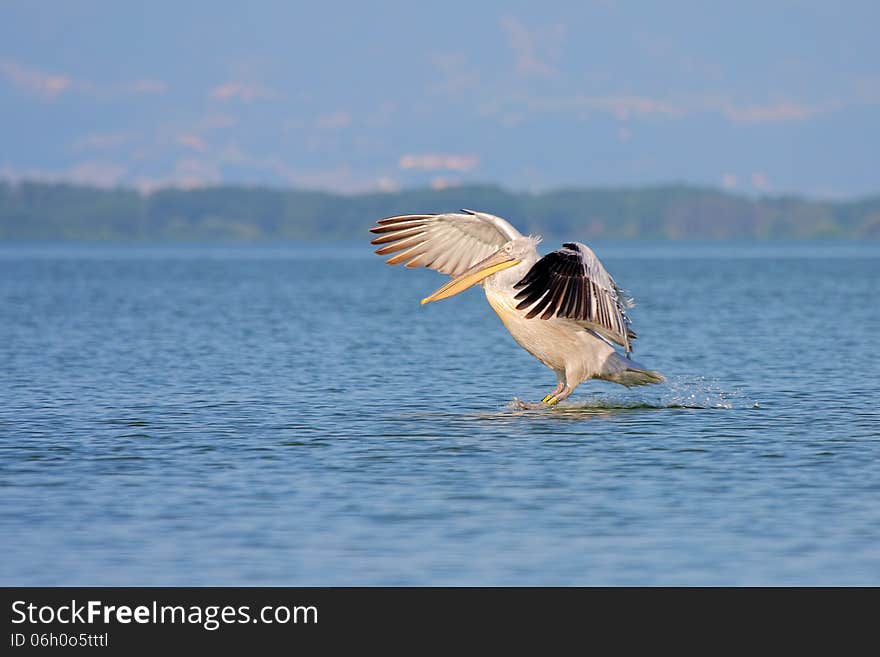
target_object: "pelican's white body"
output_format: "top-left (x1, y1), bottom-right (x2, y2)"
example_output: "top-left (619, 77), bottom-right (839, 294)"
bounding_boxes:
top-left (482, 260), bottom-right (636, 391)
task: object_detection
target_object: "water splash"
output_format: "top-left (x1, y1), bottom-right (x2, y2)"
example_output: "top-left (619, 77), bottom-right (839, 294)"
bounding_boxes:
top-left (509, 375), bottom-right (758, 412)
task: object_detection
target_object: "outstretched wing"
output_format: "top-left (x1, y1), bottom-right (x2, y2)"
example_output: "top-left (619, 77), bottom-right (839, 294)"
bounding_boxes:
top-left (512, 242), bottom-right (636, 353)
top-left (369, 209), bottom-right (522, 277)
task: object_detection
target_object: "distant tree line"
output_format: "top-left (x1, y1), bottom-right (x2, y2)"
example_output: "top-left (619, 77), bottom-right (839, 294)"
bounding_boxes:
top-left (1, 180), bottom-right (878, 242)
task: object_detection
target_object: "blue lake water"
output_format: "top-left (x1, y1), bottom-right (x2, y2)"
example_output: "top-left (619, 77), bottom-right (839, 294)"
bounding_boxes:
top-left (1, 242), bottom-right (878, 585)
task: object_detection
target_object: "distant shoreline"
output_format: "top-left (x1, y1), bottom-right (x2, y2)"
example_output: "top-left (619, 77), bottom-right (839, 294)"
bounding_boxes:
top-left (2, 181), bottom-right (878, 242)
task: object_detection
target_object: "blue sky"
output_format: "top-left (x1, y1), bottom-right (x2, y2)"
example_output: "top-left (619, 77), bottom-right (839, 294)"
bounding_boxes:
top-left (1, 1), bottom-right (877, 196)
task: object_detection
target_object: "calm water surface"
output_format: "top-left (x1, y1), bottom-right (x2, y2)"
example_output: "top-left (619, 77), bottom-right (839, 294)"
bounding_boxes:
top-left (1, 242), bottom-right (878, 584)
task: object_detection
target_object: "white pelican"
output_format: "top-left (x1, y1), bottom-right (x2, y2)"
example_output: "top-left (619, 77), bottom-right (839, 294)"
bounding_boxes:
top-left (370, 209), bottom-right (664, 407)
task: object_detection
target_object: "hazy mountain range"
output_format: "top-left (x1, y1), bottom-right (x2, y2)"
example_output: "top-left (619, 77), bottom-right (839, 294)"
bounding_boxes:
top-left (2, 181), bottom-right (877, 242)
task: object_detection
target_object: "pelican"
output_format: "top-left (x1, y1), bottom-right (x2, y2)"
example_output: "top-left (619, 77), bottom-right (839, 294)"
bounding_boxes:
top-left (369, 209), bottom-right (664, 407)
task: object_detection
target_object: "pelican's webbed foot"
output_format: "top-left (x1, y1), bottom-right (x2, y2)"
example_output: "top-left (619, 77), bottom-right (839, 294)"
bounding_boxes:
top-left (541, 381), bottom-right (572, 406)
top-left (512, 384), bottom-right (571, 410)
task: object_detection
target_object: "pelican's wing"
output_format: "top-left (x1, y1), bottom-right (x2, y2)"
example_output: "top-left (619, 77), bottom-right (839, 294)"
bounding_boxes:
top-left (369, 209), bottom-right (523, 277)
top-left (512, 242), bottom-right (636, 353)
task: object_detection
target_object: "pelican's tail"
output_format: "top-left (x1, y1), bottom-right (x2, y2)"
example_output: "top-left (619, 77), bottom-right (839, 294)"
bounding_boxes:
top-left (602, 354), bottom-right (666, 387)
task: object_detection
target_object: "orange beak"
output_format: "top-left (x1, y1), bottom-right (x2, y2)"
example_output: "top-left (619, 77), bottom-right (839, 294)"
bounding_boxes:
top-left (420, 250), bottom-right (521, 305)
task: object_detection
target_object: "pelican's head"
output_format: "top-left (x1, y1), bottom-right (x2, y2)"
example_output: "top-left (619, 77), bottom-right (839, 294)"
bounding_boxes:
top-left (500, 235), bottom-right (542, 261)
top-left (421, 235), bottom-right (541, 305)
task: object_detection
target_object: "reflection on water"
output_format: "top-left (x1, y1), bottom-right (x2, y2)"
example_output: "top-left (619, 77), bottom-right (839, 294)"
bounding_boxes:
top-left (0, 242), bottom-right (879, 585)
